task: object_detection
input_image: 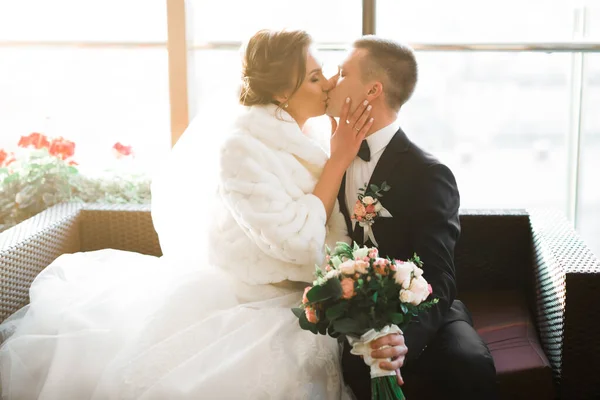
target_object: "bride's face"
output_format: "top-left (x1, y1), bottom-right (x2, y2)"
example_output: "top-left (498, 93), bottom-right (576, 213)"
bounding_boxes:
top-left (284, 48), bottom-right (330, 125)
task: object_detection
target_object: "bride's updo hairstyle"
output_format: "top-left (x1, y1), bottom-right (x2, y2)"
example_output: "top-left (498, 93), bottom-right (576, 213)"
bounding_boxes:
top-left (239, 29), bottom-right (312, 108)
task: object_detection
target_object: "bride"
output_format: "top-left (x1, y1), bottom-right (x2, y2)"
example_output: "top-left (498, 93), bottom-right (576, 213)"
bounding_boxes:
top-left (0, 29), bottom-right (376, 399)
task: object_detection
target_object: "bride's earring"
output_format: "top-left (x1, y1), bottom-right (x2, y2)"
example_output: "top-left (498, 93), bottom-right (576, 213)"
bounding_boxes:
top-left (283, 103), bottom-right (289, 109)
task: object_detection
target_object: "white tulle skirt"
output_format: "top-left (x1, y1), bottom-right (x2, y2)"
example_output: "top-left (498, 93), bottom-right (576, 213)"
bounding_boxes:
top-left (0, 249), bottom-right (352, 400)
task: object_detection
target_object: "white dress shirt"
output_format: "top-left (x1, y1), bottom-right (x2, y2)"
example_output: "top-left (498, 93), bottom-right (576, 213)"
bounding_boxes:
top-left (345, 120), bottom-right (401, 229)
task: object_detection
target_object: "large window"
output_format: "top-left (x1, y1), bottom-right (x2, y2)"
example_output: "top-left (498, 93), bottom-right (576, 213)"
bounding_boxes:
top-left (0, 0), bottom-right (170, 172)
top-left (396, 52), bottom-right (571, 212)
top-left (578, 54), bottom-right (600, 257)
top-left (1, 1), bottom-right (598, 256)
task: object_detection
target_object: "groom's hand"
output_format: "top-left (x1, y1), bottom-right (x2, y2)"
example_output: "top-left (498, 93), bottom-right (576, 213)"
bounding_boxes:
top-left (370, 333), bottom-right (408, 386)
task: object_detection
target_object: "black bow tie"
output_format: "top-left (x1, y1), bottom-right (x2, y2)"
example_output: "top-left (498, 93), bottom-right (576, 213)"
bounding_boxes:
top-left (357, 140), bottom-right (371, 162)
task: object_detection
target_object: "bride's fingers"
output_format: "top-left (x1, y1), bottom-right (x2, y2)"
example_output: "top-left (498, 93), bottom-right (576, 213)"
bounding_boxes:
top-left (353, 104), bottom-right (372, 134)
top-left (356, 117), bottom-right (374, 141)
top-left (347, 99), bottom-right (370, 126)
top-left (339, 97), bottom-right (351, 125)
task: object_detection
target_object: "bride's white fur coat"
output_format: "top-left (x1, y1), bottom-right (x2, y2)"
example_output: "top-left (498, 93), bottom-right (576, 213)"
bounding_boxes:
top-left (209, 104), bottom-right (350, 285)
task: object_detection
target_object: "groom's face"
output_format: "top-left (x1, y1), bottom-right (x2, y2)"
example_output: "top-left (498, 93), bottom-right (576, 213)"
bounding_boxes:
top-left (326, 48), bottom-right (370, 118)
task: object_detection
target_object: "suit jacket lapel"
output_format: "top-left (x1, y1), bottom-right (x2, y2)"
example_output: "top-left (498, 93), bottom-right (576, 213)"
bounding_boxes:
top-left (367, 128), bottom-right (411, 190)
top-left (338, 173), bottom-right (353, 235)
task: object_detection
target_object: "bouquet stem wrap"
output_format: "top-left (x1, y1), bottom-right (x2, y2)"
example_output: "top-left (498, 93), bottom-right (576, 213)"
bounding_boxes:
top-left (348, 324), bottom-right (406, 400)
top-left (347, 324), bottom-right (402, 378)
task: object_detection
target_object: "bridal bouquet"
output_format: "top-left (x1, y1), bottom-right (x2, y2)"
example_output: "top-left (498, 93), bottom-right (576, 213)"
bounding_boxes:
top-left (292, 242), bottom-right (438, 400)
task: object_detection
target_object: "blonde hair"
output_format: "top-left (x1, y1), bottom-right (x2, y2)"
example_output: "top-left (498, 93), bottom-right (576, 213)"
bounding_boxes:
top-left (239, 29), bottom-right (312, 108)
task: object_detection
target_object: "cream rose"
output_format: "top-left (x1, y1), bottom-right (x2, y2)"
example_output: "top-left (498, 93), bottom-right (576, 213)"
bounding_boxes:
top-left (394, 262), bottom-right (414, 289)
top-left (399, 289), bottom-right (414, 304)
top-left (362, 196), bottom-right (375, 205)
top-left (354, 259), bottom-right (369, 274)
top-left (339, 259), bottom-right (356, 275)
top-left (413, 266), bottom-right (424, 278)
top-left (409, 275), bottom-right (430, 305)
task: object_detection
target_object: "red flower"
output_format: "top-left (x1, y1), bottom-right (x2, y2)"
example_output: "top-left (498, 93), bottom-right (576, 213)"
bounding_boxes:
top-left (0, 149), bottom-right (15, 167)
top-left (49, 137), bottom-right (75, 160)
top-left (18, 132), bottom-right (50, 149)
top-left (113, 142), bottom-right (133, 158)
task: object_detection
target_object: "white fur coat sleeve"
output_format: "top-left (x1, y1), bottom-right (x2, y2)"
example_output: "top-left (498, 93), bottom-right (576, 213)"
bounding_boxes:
top-left (219, 135), bottom-right (328, 267)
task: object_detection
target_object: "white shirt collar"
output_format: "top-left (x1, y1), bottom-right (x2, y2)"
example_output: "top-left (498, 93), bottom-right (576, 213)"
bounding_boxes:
top-left (365, 120), bottom-right (401, 156)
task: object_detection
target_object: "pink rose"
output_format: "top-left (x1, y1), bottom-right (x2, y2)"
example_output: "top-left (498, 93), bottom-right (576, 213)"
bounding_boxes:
top-left (428, 284), bottom-right (433, 294)
top-left (341, 278), bottom-right (356, 299)
top-left (365, 204), bottom-right (376, 214)
top-left (374, 264), bottom-right (386, 275)
top-left (368, 248), bottom-right (379, 259)
top-left (302, 286), bottom-right (311, 305)
top-left (353, 202), bottom-right (366, 218)
top-left (305, 307), bottom-right (318, 323)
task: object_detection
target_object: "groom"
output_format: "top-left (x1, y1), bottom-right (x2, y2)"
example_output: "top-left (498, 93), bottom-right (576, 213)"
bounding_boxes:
top-left (326, 36), bottom-right (498, 399)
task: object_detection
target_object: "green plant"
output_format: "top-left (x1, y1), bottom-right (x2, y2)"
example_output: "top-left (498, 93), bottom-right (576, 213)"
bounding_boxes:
top-left (0, 133), bottom-right (150, 233)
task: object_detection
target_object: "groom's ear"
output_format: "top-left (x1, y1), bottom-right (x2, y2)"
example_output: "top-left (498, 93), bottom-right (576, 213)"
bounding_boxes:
top-left (366, 81), bottom-right (384, 101)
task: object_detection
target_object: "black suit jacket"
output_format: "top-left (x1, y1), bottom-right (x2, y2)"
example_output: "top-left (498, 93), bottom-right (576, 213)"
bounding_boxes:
top-left (338, 128), bottom-right (467, 365)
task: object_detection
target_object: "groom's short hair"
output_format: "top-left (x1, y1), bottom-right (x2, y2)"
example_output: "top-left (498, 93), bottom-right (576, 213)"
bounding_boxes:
top-left (353, 36), bottom-right (418, 111)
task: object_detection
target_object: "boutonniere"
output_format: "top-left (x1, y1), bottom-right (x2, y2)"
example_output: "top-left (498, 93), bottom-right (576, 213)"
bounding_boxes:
top-left (351, 182), bottom-right (392, 246)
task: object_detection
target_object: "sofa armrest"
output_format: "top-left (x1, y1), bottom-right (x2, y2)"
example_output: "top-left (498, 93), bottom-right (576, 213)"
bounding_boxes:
top-left (0, 202), bottom-right (161, 323)
top-left (77, 203), bottom-right (161, 256)
top-left (530, 209), bottom-right (600, 399)
top-left (0, 203), bottom-right (84, 322)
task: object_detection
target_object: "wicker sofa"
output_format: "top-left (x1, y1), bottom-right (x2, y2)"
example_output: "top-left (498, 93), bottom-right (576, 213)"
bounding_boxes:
top-left (1, 203), bottom-right (599, 399)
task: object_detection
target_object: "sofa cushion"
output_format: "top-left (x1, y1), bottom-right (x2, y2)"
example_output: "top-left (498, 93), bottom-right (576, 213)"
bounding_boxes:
top-left (461, 290), bottom-right (556, 400)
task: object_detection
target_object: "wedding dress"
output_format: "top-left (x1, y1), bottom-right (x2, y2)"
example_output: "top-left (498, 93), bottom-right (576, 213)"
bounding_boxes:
top-left (0, 105), bottom-right (353, 399)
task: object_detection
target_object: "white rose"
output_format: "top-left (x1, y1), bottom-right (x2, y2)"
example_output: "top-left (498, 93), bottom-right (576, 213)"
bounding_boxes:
top-left (399, 289), bottom-right (414, 304)
top-left (362, 196), bottom-right (375, 205)
top-left (325, 269), bottom-right (341, 280)
top-left (394, 262), bottom-right (415, 289)
top-left (353, 247), bottom-right (369, 259)
top-left (354, 260), bottom-right (369, 274)
top-left (413, 266), bottom-right (424, 278)
top-left (409, 276), bottom-right (430, 305)
top-left (339, 260), bottom-right (356, 275)
top-left (374, 202), bottom-right (383, 212)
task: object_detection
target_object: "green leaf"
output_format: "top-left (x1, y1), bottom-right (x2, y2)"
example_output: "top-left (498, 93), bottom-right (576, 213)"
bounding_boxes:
top-left (388, 312), bottom-right (405, 325)
top-left (369, 184), bottom-right (379, 194)
top-left (299, 312), bottom-right (318, 334)
top-left (291, 307), bottom-right (305, 319)
top-left (400, 304), bottom-right (408, 314)
top-left (325, 301), bottom-right (348, 320)
top-left (332, 318), bottom-right (362, 335)
top-left (316, 319), bottom-right (328, 335)
top-left (307, 278), bottom-right (343, 303)
top-left (372, 292), bottom-right (378, 303)
top-left (327, 326), bottom-right (341, 339)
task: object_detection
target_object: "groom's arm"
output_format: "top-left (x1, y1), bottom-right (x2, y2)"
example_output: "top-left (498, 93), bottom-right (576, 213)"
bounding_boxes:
top-left (403, 162), bottom-right (460, 365)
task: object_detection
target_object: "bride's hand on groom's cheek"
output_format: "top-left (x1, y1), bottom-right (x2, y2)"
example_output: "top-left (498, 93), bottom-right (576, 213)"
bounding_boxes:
top-left (370, 332), bottom-right (408, 386)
